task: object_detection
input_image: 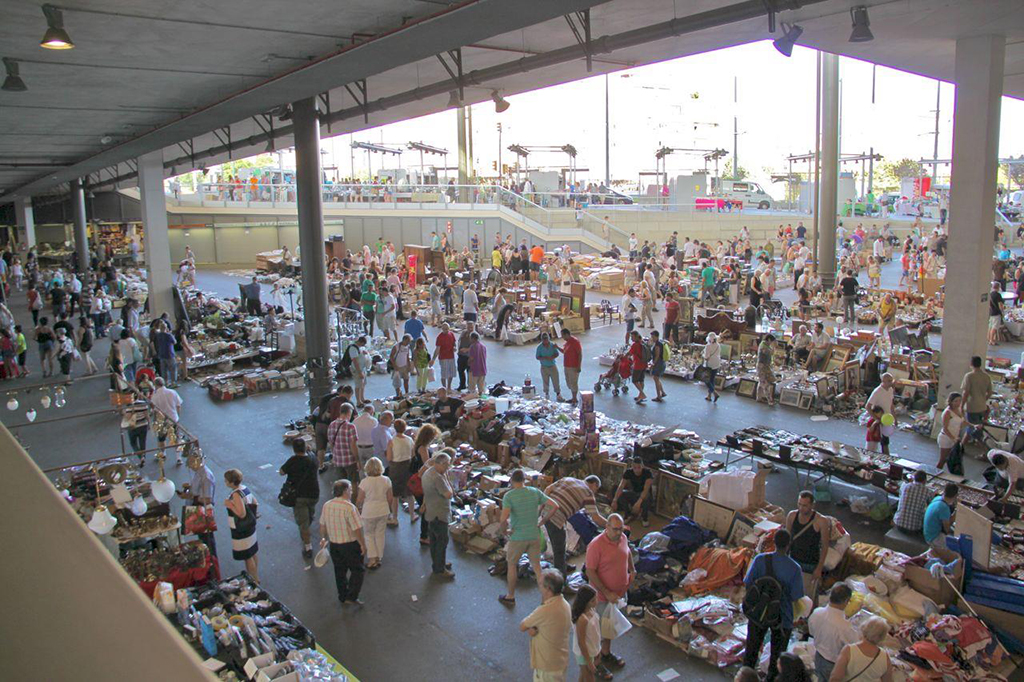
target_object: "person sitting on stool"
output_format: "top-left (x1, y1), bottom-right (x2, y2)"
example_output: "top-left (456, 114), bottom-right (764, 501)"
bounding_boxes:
top-left (611, 457), bottom-right (653, 527)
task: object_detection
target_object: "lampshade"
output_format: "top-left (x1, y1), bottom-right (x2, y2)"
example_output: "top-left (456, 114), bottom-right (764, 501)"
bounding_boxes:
top-left (40, 395), bottom-right (51, 409)
top-left (41, 26), bottom-right (74, 50)
top-left (40, 5), bottom-right (74, 50)
top-left (6, 397), bottom-right (18, 411)
top-left (772, 24), bottom-right (803, 57)
top-left (849, 6), bottom-right (874, 43)
top-left (88, 505), bottom-right (118, 535)
top-left (25, 408), bottom-right (37, 422)
top-left (130, 495), bottom-right (148, 516)
top-left (151, 477), bottom-right (176, 504)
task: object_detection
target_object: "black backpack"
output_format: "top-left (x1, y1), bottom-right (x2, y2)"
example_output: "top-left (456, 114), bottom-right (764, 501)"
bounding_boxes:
top-left (742, 554), bottom-right (784, 629)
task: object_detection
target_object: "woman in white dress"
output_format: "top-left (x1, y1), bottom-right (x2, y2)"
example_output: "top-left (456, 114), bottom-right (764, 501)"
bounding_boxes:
top-left (936, 391), bottom-right (966, 470)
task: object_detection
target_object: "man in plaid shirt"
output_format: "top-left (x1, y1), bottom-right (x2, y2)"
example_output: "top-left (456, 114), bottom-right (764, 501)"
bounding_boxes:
top-left (328, 403), bottom-right (359, 483)
top-left (893, 469), bottom-right (930, 533)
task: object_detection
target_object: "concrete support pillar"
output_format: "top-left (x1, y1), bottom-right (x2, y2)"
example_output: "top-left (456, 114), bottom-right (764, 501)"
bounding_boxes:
top-left (138, 150), bottom-right (174, 319)
top-left (14, 197), bottom-right (35, 249)
top-left (816, 52), bottom-right (840, 289)
top-left (457, 105), bottom-right (468, 203)
top-left (293, 97), bottom-right (333, 411)
top-left (71, 179), bottom-right (89, 272)
top-left (938, 35), bottom-right (1005, 403)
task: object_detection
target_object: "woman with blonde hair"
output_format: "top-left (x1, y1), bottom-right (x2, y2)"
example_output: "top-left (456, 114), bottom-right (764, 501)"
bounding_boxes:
top-left (829, 616), bottom-right (892, 682)
top-left (356, 457), bottom-right (393, 569)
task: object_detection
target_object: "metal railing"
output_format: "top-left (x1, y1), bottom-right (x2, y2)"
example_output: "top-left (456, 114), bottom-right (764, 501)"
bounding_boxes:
top-left (165, 182), bottom-right (619, 245)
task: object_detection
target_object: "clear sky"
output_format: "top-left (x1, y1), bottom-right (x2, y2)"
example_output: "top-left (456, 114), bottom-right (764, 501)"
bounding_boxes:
top-left (308, 40), bottom-right (1024, 198)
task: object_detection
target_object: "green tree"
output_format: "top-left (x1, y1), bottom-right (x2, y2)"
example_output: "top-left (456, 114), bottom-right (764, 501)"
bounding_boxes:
top-left (722, 160), bottom-right (748, 180)
top-left (879, 158), bottom-right (924, 186)
top-left (217, 154), bottom-right (276, 177)
top-left (1008, 160), bottom-right (1024, 189)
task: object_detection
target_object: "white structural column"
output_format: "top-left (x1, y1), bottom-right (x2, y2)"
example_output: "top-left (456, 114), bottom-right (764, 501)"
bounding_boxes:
top-left (71, 179), bottom-right (90, 272)
top-left (138, 150), bottom-right (174, 319)
top-left (816, 52), bottom-right (840, 289)
top-left (938, 35), bottom-right (1005, 401)
top-left (14, 197), bottom-right (35, 249)
top-left (457, 105), bottom-right (468, 202)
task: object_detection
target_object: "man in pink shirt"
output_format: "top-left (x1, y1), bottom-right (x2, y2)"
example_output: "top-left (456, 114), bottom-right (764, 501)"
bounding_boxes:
top-left (585, 514), bottom-right (635, 674)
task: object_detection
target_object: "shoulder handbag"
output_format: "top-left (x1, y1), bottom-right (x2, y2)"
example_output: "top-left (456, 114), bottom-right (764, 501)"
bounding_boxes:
top-left (278, 455), bottom-right (315, 507)
top-left (844, 649), bottom-right (881, 682)
top-left (232, 490), bottom-right (258, 534)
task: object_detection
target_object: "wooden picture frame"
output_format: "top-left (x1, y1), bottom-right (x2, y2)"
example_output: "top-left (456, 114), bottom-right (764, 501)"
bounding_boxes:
top-left (843, 362), bottom-right (860, 390)
top-left (830, 346), bottom-right (852, 364)
top-left (798, 393), bottom-right (815, 410)
top-left (692, 496), bottom-right (736, 538)
top-left (714, 374), bottom-right (727, 390)
top-left (677, 298), bottom-right (695, 325)
top-left (815, 376), bottom-right (834, 400)
top-left (719, 344), bottom-right (734, 360)
top-left (655, 471), bottom-right (698, 519)
top-left (726, 514), bottom-right (757, 547)
top-left (835, 372), bottom-right (847, 395)
top-left (737, 378), bottom-right (758, 399)
top-left (825, 356), bottom-right (845, 373)
top-left (780, 388), bottom-right (802, 407)
top-left (597, 458), bottom-right (627, 498)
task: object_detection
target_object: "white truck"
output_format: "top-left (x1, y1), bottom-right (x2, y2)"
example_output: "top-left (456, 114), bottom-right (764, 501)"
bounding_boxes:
top-left (713, 179), bottom-right (775, 210)
top-left (669, 172), bottom-right (775, 210)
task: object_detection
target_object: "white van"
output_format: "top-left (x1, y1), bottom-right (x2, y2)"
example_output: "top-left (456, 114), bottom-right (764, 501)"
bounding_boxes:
top-left (715, 179), bottom-right (775, 210)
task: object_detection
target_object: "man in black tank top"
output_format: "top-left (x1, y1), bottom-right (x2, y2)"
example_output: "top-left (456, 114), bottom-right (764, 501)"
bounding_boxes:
top-left (785, 491), bottom-right (830, 582)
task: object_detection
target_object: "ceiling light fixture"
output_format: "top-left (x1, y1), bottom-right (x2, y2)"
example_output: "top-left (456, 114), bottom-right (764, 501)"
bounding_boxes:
top-left (40, 4), bottom-right (74, 50)
top-left (491, 90), bottom-right (510, 113)
top-left (849, 6), bottom-right (874, 43)
top-left (772, 23), bottom-right (804, 57)
top-left (2, 58), bottom-right (27, 92)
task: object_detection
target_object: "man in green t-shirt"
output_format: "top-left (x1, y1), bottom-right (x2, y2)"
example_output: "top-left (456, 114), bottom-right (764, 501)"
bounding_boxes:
top-left (498, 469), bottom-right (550, 606)
top-left (700, 260), bottom-right (717, 306)
top-left (360, 288), bottom-right (377, 336)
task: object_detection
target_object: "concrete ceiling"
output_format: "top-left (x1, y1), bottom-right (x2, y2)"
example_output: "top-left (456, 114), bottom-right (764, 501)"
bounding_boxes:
top-left (1, 0), bottom-right (1023, 202)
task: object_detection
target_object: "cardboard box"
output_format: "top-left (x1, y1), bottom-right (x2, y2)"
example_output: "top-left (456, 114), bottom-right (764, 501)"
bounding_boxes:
top-left (450, 525), bottom-right (475, 546)
top-left (580, 412), bottom-right (597, 433)
top-left (579, 391), bottom-right (595, 414)
top-left (643, 606), bottom-right (677, 638)
top-left (516, 425), bottom-right (544, 447)
top-left (476, 499), bottom-right (500, 525)
top-left (466, 535), bottom-right (498, 554)
top-left (906, 561), bottom-right (963, 606)
top-left (584, 431), bottom-right (600, 453)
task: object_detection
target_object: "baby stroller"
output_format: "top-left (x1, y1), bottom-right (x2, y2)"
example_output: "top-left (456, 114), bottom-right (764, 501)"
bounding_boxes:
top-left (594, 354), bottom-right (632, 396)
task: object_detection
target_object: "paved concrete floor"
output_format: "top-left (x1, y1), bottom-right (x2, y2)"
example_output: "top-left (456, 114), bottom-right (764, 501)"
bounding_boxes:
top-left (2, 256), bottom-right (1004, 681)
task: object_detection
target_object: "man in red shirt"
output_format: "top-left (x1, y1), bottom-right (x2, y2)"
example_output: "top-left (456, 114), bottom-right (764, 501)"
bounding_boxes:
top-left (429, 322), bottom-right (457, 391)
top-left (663, 293), bottom-right (680, 346)
top-left (629, 330), bottom-right (647, 403)
top-left (585, 513), bottom-right (635, 673)
top-left (558, 328), bottom-right (583, 405)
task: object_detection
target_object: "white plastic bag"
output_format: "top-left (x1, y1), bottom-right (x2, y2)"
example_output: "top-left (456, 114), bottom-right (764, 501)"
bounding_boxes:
top-left (600, 602), bottom-right (633, 640)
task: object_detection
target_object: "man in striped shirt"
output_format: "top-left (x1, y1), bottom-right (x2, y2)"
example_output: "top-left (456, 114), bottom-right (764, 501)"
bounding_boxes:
top-left (319, 479), bottom-right (367, 607)
top-left (328, 403), bottom-right (359, 483)
top-left (539, 476), bottom-right (607, 578)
